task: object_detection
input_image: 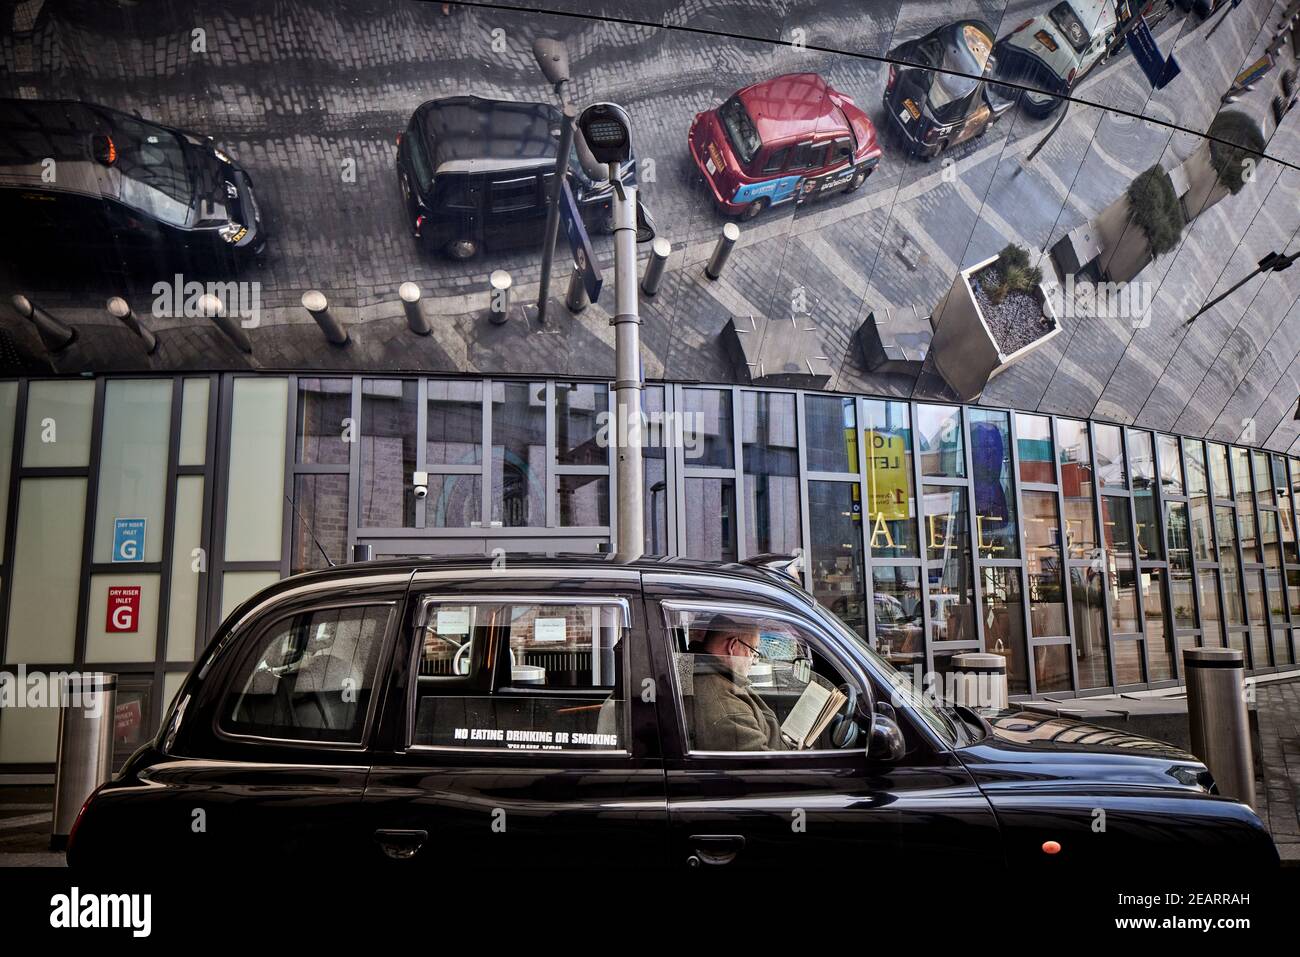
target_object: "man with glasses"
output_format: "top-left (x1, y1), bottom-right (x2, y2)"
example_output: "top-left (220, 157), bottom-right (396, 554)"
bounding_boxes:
top-left (689, 614), bottom-right (788, 751)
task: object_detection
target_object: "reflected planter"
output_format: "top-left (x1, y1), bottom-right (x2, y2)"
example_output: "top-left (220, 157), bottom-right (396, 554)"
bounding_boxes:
top-left (929, 254), bottom-right (1061, 402)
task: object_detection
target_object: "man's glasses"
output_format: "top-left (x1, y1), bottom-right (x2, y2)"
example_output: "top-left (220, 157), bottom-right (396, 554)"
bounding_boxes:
top-left (730, 636), bottom-right (765, 660)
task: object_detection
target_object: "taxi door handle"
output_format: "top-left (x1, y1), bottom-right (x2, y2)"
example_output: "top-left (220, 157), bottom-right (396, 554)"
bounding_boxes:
top-left (687, 834), bottom-right (745, 867)
top-left (374, 828), bottom-right (428, 861)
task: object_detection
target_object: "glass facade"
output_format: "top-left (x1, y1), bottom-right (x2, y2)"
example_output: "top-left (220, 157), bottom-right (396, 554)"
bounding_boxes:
top-left (5, 374), bottom-right (1300, 766)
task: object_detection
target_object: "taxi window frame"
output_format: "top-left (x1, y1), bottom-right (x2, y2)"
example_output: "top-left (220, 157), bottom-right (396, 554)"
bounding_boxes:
top-left (658, 598), bottom-right (873, 759)
top-left (404, 593), bottom-right (633, 756)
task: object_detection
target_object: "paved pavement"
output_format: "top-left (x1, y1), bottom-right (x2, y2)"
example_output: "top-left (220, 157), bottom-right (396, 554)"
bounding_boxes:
top-left (2, 0), bottom-right (1300, 450)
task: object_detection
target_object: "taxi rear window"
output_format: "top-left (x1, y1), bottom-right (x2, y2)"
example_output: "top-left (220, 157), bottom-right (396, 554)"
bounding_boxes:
top-left (718, 95), bottom-right (760, 167)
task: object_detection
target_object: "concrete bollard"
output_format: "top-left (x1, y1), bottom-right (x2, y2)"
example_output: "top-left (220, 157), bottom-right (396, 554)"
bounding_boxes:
top-left (1185, 647), bottom-right (1255, 807)
top-left (198, 293), bottom-right (252, 354)
top-left (705, 223), bottom-right (740, 280)
top-left (641, 237), bottom-right (671, 296)
top-left (107, 297), bottom-right (158, 354)
top-left (302, 290), bottom-right (349, 346)
top-left (488, 270), bottom-right (512, 325)
top-left (565, 264), bottom-right (589, 314)
top-left (950, 653), bottom-right (1008, 711)
top-left (11, 294), bottom-right (76, 352)
top-left (400, 282), bottom-right (431, 336)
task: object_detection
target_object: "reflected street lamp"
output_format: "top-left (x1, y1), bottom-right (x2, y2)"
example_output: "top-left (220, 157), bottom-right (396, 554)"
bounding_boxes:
top-left (1183, 249), bottom-right (1297, 326)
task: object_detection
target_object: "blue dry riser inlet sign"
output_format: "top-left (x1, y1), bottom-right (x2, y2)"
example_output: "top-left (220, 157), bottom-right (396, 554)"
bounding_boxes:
top-left (112, 518), bottom-right (146, 563)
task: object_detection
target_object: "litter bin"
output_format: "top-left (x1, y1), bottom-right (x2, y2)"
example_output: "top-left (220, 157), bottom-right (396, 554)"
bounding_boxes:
top-left (1184, 647), bottom-right (1254, 808)
top-left (50, 672), bottom-right (116, 850)
top-left (950, 653), bottom-right (1008, 711)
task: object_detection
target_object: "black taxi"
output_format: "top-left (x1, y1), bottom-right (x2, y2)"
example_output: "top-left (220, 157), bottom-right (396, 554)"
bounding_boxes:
top-left (395, 95), bottom-right (633, 259)
top-left (67, 554), bottom-right (1278, 871)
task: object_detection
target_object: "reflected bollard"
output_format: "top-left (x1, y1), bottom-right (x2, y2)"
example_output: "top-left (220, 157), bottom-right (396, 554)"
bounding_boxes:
top-left (302, 290), bottom-right (349, 346)
top-left (400, 282), bottom-right (431, 336)
top-left (199, 293), bottom-right (252, 354)
top-left (51, 672), bottom-right (116, 850)
top-left (1185, 647), bottom-right (1255, 807)
top-left (950, 653), bottom-right (1008, 711)
top-left (705, 223), bottom-right (740, 280)
top-left (11, 294), bottom-right (76, 352)
top-left (349, 542), bottom-right (374, 563)
top-left (488, 270), bottom-right (512, 325)
top-left (565, 265), bottom-right (589, 314)
top-left (641, 237), bottom-right (671, 296)
top-left (107, 297), bottom-right (158, 354)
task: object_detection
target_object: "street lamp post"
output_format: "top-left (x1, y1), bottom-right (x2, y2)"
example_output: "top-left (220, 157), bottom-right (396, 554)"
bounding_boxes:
top-left (1183, 249), bottom-right (1297, 326)
top-left (533, 38), bottom-right (576, 327)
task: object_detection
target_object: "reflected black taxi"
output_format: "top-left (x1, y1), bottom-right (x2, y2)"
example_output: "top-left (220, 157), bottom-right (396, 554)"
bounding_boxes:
top-left (67, 555), bottom-right (1279, 872)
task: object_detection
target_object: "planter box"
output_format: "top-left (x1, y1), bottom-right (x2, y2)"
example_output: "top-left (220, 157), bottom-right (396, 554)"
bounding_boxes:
top-left (929, 254), bottom-right (1061, 402)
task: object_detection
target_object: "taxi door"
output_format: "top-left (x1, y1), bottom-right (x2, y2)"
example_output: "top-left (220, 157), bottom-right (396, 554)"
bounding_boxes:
top-left (361, 571), bottom-right (670, 869)
top-left (645, 577), bottom-right (1003, 871)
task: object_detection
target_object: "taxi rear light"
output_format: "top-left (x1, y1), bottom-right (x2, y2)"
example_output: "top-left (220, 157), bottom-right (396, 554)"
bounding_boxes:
top-left (396, 132), bottom-right (403, 145)
top-left (1035, 29), bottom-right (1059, 52)
top-left (887, 65), bottom-right (897, 89)
top-left (414, 213), bottom-right (426, 235)
top-left (92, 134), bottom-right (117, 166)
top-left (1066, 67), bottom-right (1076, 85)
top-left (66, 784), bottom-right (103, 858)
top-left (1013, 19), bottom-right (1034, 33)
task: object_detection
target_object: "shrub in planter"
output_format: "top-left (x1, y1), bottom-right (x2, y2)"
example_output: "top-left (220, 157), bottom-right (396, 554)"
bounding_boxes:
top-left (986, 243), bottom-right (1043, 305)
top-left (1126, 165), bottom-right (1185, 257)
top-left (1207, 110), bottom-right (1266, 196)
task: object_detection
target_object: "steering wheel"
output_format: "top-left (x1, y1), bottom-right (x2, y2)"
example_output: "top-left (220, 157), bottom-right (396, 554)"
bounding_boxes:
top-left (829, 683), bottom-right (860, 749)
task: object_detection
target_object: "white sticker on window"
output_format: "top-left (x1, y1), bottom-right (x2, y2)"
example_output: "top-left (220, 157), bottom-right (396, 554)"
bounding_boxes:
top-left (533, 617), bottom-right (567, 643)
top-left (436, 609), bottom-right (470, 635)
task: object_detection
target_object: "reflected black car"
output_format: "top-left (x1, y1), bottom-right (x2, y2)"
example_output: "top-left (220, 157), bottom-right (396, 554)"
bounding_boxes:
top-left (0, 98), bottom-right (265, 271)
top-left (67, 554), bottom-right (1278, 871)
top-left (883, 20), bottom-right (1016, 159)
top-left (395, 95), bottom-right (632, 260)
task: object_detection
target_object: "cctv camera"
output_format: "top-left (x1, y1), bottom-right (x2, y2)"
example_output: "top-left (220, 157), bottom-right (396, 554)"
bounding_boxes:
top-left (414, 485), bottom-right (428, 500)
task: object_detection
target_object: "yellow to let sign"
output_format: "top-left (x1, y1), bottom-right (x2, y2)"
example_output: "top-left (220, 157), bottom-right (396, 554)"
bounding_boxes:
top-left (866, 431), bottom-right (908, 522)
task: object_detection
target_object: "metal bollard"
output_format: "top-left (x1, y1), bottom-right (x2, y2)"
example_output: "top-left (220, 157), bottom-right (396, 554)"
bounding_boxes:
top-left (950, 653), bottom-right (1008, 711)
top-left (641, 237), bottom-right (671, 296)
top-left (107, 297), bottom-right (158, 354)
top-left (705, 223), bottom-right (740, 280)
top-left (349, 542), bottom-right (374, 563)
top-left (302, 290), bottom-right (349, 346)
top-left (199, 293), bottom-right (253, 354)
top-left (51, 672), bottom-right (116, 850)
top-left (399, 282), bottom-right (431, 336)
top-left (1185, 647), bottom-right (1254, 807)
top-left (565, 264), bottom-right (589, 314)
top-left (11, 294), bottom-right (76, 352)
top-left (488, 270), bottom-right (512, 325)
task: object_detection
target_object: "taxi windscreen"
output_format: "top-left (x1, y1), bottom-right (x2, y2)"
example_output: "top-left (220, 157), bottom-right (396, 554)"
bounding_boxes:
top-left (718, 95), bottom-right (761, 166)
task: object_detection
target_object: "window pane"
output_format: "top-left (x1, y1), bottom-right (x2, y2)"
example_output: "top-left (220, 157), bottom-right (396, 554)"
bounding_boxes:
top-left (94, 379), bottom-right (171, 564)
top-left (981, 567), bottom-right (1028, 695)
top-left (558, 474), bottom-right (609, 527)
top-left (1157, 434), bottom-right (1182, 495)
top-left (426, 474), bottom-right (482, 528)
top-left (1232, 448), bottom-right (1257, 559)
top-left (7, 478), bottom-right (85, 664)
top-left (743, 392), bottom-right (800, 554)
top-left (85, 573), bottom-right (160, 663)
top-left (1208, 443), bottom-right (1231, 499)
top-left (1185, 439), bottom-right (1208, 497)
top-left (296, 378), bottom-right (350, 464)
top-left (924, 485), bottom-right (974, 642)
top-left (917, 404), bottom-right (964, 477)
top-left (1166, 501), bottom-right (1196, 629)
top-left (491, 381), bottom-right (546, 527)
top-left (177, 377), bottom-right (209, 467)
top-left (871, 566), bottom-right (923, 669)
top-left (0, 382), bottom-right (14, 545)
top-left (1016, 413), bottom-right (1054, 484)
top-left (291, 474), bottom-right (348, 572)
top-left (1143, 569), bottom-right (1175, 682)
top-left (805, 395), bottom-right (856, 473)
top-left (808, 481), bottom-right (865, 636)
top-left (1261, 510), bottom-right (1282, 569)
top-left (864, 400), bottom-right (917, 558)
top-left (23, 379), bottom-right (94, 467)
top-left (226, 378), bottom-right (288, 560)
top-left (1191, 494), bottom-right (1215, 562)
top-left (224, 604), bottom-right (391, 743)
top-left (1246, 569), bottom-right (1268, 629)
top-left (1197, 570), bottom-right (1223, 645)
top-left (1033, 643), bottom-right (1072, 693)
top-left (1277, 486), bottom-right (1297, 564)
top-left (1023, 490), bottom-right (1067, 637)
top-left (644, 386), bottom-right (668, 556)
top-left (971, 409), bottom-right (1018, 558)
top-left (1253, 451), bottom-right (1272, 508)
top-left (361, 380), bottom-right (417, 528)
top-left (1114, 639), bottom-right (1144, 685)
top-left (555, 382), bottom-right (607, 466)
top-left (1058, 419), bottom-right (1097, 559)
top-left (166, 476), bottom-right (204, 662)
top-left (684, 477), bottom-right (737, 562)
top-left (427, 379), bottom-right (483, 466)
top-left (1071, 564), bottom-right (1110, 689)
top-left (1128, 430), bottom-right (1161, 560)
top-left (1289, 568), bottom-right (1300, 618)
top-left (1093, 424), bottom-right (1125, 489)
top-left (682, 388), bottom-right (733, 468)
top-left (1104, 497), bottom-right (1139, 633)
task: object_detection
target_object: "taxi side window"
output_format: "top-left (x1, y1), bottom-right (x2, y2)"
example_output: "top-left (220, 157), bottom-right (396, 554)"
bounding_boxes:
top-left (663, 605), bottom-right (856, 754)
top-left (831, 138), bottom-right (853, 163)
top-left (761, 146), bottom-right (789, 174)
top-left (412, 600), bottom-right (627, 753)
top-left (489, 175), bottom-right (540, 213)
top-left (222, 603), bottom-right (393, 744)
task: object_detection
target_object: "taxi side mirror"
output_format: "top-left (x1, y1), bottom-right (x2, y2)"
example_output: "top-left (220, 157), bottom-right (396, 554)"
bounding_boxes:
top-left (867, 713), bottom-right (906, 762)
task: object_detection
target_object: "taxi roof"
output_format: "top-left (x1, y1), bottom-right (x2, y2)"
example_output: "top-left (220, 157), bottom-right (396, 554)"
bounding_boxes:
top-left (416, 95), bottom-right (562, 175)
top-left (734, 73), bottom-right (847, 144)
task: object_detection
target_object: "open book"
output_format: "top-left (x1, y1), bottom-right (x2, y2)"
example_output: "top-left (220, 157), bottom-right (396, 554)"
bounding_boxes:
top-left (780, 680), bottom-right (847, 750)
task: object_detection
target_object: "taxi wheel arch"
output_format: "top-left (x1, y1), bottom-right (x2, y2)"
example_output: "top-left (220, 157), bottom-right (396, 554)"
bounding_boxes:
top-left (443, 238), bottom-right (479, 260)
top-left (739, 197), bottom-right (769, 221)
top-left (843, 166), bottom-right (871, 193)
